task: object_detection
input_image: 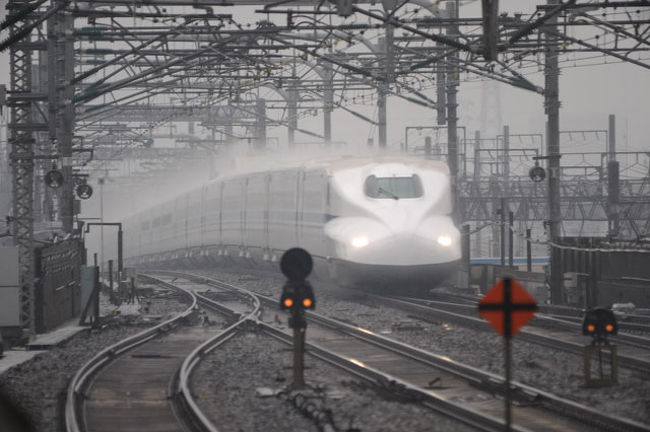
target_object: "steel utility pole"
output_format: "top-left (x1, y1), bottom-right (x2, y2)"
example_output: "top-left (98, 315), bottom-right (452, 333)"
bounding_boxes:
top-left (287, 78), bottom-right (298, 147)
top-left (447, 1), bottom-right (460, 211)
top-left (49, 3), bottom-right (75, 234)
top-left (255, 98), bottom-right (266, 150)
top-left (436, 45), bottom-right (446, 126)
top-left (544, 0), bottom-right (563, 304)
top-left (9, 0), bottom-right (36, 335)
top-left (60, 8), bottom-right (75, 234)
top-left (378, 22), bottom-right (394, 149)
top-left (323, 65), bottom-right (333, 143)
top-left (607, 114), bottom-right (619, 237)
top-left (225, 102), bottom-right (234, 145)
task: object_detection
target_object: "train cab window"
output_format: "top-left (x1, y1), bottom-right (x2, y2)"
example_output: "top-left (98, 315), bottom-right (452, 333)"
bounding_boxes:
top-left (364, 175), bottom-right (423, 199)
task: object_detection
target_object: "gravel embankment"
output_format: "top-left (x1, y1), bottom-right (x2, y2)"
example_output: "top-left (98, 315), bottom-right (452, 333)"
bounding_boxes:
top-left (191, 328), bottom-right (476, 432)
top-left (200, 269), bottom-right (650, 425)
top-left (0, 285), bottom-right (189, 432)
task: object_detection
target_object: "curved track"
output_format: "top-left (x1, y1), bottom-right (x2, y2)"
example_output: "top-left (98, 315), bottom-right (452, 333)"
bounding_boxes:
top-left (65, 276), bottom-right (217, 432)
top-left (153, 271), bottom-right (650, 432)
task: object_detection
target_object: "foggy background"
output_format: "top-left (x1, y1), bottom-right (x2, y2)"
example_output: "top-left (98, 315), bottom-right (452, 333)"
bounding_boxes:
top-left (0, 0), bottom-right (648, 265)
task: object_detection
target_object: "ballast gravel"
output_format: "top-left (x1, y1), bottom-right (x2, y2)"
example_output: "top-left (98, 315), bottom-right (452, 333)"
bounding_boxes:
top-left (200, 268), bottom-right (650, 425)
top-left (191, 328), bottom-right (475, 432)
top-left (0, 284), bottom-right (189, 432)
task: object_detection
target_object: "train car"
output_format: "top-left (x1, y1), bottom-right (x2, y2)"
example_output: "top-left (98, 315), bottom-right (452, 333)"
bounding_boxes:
top-left (123, 155), bottom-right (461, 292)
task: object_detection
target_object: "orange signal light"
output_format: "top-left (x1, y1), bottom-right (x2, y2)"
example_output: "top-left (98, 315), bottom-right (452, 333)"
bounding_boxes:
top-left (605, 324), bottom-right (614, 332)
top-left (283, 298), bottom-right (294, 308)
top-left (302, 298), bottom-right (313, 308)
top-left (587, 324), bottom-right (595, 332)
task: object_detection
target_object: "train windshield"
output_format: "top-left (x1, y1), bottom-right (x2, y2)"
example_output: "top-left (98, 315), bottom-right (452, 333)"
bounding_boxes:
top-left (364, 175), bottom-right (424, 199)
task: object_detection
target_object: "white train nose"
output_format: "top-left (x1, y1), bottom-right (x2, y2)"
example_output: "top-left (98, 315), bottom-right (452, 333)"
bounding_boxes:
top-left (348, 232), bottom-right (460, 266)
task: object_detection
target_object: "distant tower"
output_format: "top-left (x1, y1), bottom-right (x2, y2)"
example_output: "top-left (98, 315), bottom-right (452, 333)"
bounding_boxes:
top-left (480, 79), bottom-right (502, 139)
top-left (480, 79), bottom-right (502, 258)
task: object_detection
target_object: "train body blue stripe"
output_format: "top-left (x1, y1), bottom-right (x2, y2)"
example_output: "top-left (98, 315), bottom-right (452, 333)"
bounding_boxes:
top-left (471, 257), bottom-right (549, 265)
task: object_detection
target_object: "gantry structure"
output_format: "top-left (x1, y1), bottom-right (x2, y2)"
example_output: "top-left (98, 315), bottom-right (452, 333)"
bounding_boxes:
top-left (3, 0), bottom-right (650, 331)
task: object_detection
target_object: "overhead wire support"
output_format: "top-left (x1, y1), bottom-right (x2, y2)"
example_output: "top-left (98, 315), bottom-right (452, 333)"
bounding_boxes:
top-left (501, 0), bottom-right (577, 50)
top-left (267, 35), bottom-right (383, 81)
top-left (74, 34), bottom-right (242, 104)
top-left (552, 29), bottom-right (650, 71)
top-left (0, 0), bottom-right (48, 30)
top-left (350, 4), bottom-right (476, 53)
top-left (72, 20), bottom-right (194, 85)
top-left (0, 1), bottom-right (66, 52)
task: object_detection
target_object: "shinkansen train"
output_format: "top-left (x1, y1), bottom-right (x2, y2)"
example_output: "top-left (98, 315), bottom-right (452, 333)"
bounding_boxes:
top-left (124, 155), bottom-right (461, 291)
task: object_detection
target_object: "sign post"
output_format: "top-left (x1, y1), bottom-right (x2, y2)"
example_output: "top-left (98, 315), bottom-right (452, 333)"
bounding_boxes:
top-left (478, 277), bottom-right (537, 431)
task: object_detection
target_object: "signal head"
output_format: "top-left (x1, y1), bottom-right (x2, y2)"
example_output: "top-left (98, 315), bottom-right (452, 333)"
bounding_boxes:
top-left (582, 308), bottom-right (618, 340)
top-left (280, 248), bottom-right (313, 281)
top-left (45, 170), bottom-right (64, 189)
top-left (280, 291), bottom-right (296, 310)
top-left (529, 165), bottom-right (546, 182)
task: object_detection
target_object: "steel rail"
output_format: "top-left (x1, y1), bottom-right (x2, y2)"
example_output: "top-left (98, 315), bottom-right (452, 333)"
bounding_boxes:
top-left (380, 296), bottom-right (650, 376)
top-left (259, 322), bottom-right (515, 432)
top-left (296, 297), bottom-right (650, 432)
top-left (175, 292), bottom-right (261, 432)
top-left (64, 274), bottom-right (198, 432)
top-left (142, 270), bottom-right (264, 432)
top-left (157, 271), bottom-right (512, 432)
top-left (410, 295), bottom-right (650, 348)
top-left (154, 271), bottom-right (650, 432)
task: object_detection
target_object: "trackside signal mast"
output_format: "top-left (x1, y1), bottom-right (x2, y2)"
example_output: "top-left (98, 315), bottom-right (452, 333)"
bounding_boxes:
top-left (582, 308), bottom-right (618, 386)
top-left (279, 248), bottom-right (316, 390)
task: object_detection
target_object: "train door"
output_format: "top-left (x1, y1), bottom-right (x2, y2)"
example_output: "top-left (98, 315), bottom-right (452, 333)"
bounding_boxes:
top-left (244, 174), bottom-right (265, 250)
top-left (200, 185), bottom-right (207, 247)
top-left (241, 178), bottom-right (247, 249)
top-left (218, 182), bottom-right (224, 246)
top-left (269, 170), bottom-right (297, 252)
top-left (221, 179), bottom-right (242, 249)
top-left (264, 174), bottom-right (270, 253)
top-left (301, 170), bottom-right (325, 254)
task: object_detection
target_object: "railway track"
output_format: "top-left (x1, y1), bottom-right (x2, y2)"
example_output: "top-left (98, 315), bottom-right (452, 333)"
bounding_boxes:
top-left (427, 291), bottom-right (650, 333)
top-left (154, 271), bottom-right (650, 432)
top-left (382, 294), bottom-right (650, 375)
top-left (64, 275), bottom-right (246, 432)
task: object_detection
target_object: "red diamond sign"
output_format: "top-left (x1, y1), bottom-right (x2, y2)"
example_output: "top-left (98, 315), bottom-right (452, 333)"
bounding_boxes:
top-left (479, 277), bottom-right (537, 338)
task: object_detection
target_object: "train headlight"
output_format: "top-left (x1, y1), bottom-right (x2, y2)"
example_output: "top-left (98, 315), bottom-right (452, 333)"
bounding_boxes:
top-left (437, 235), bottom-right (453, 247)
top-left (351, 235), bottom-right (369, 248)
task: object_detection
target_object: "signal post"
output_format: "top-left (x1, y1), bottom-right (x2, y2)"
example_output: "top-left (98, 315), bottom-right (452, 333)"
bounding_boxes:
top-left (279, 248), bottom-right (316, 390)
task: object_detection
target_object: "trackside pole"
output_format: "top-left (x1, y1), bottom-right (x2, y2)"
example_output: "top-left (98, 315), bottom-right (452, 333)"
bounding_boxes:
top-left (504, 278), bottom-right (512, 431)
top-left (478, 276), bottom-right (537, 432)
top-left (279, 248), bottom-right (316, 391)
top-left (292, 311), bottom-right (306, 390)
